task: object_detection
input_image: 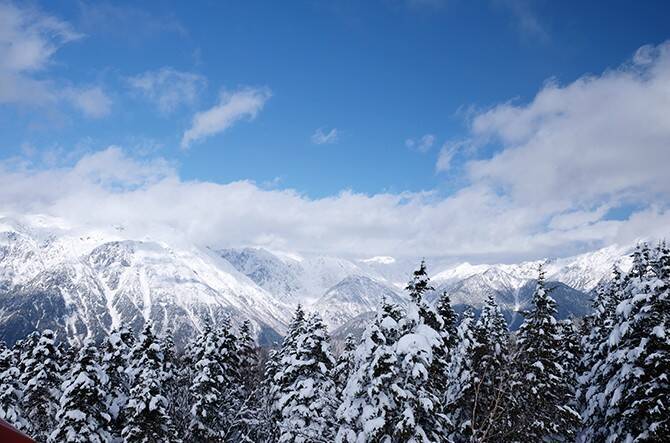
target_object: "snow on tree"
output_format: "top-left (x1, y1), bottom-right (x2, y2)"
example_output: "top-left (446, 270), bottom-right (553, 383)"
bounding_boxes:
top-left (20, 328), bottom-right (63, 441)
top-left (0, 346), bottom-right (28, 431)
top-left (577, 267), bottom-right (627, 441)
top-left (394, 276), bottom-right (448, 443)
top-left (510, 265), bottom-right (580, 441)
top-left (600, 243), bottom-right (670, 441)
top-left (270, 305), bottom-right (307, 428)
top-left (215, 316), bottom-right (245, 433)
top-left (333, 334), bottom-right (356, 398)
top-left (101, 326), bottom-right (134, 439)
top-left (49, 339), bottom-right (111, 443)
top-left (469, 295), bottom-right (513, 442)
top-left (187, 323), bottom-right (227, 441)
top-left (122, 321), bottom-right (174, 442)
top-left (444, 308), bottom-right (478, 441)
top-left (435, 291), bottom-right (458, 356)
top-left (336, 299), bottom-right (404, 443)
top-left (237, 320), bottom-right (260, 394)
top-left (275, 312), bottom-right (337, 443)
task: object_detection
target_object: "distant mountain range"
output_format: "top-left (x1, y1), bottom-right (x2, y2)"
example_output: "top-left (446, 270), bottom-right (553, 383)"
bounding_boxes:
top-left (0, 214), bottom-right (633, 347)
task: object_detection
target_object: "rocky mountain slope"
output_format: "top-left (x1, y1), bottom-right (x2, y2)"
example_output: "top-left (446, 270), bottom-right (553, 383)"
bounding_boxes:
top-left (0, 214), bottom-right (635, 347)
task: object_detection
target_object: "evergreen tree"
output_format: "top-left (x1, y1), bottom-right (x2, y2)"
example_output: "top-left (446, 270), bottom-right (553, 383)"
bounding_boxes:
top-left (0, 346), bottom-right (27, 431)
top-left (510, 266), bottom-right (580, 441)
top-left (333, 334), bottom-right (356, 398)
top-left (435, 291), bottom-right (458, 354)
top-left (20, 329), bottom-right (63, 441)
top-left (444, 308), bottom-right (478, 441)
top-left (601, 243), bottom-right (670, 441)
top-left (270, 305), bottom-right (307, 429)
top-left (336, 300), bottom-right (404, 442)
top-left (49, 340), bottom-right (111, 443)
top-left (102, 326), bottom-right (134, 439)
top-left (470, 295), bottom-right (513, 442)
top-left (578, 267), bottom-right (626, 441)
top-left (276, 313), bottom-right (337, 443)
top-left (394, 298), bottom-right (448, 442)
top-left (187, 324), bottom-right (226, 441)
top-left (122, 321), bottom-right (174, 443)
top-left (237, 320), bottom-right (259, 394)
top-left (215, 317), bottom-right (244, 434)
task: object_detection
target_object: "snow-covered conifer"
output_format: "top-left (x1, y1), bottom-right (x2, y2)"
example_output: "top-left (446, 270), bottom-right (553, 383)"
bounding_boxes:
top-left (187, 324), bottom-right (226, 441)
top-left (0, 347), bottom-right (27, 431)
top-left (510, 266), bottom-right (580, 441)
top-left (469, 295), bottom-right (513, 441)
top-left (336, 300), bottom-right (404, 442)
top-left (102, 326), bottom-right (134, 439)
top-left (444, 308), bottom-right (478, 441)
top-left (276, 313), bottom-right (337, 443)
top-left (333, 334), bottom-right (356, 397)
top-left (49, 340), bottom-right (111, 443)
top-left (601, 243), bottom-right (670, 441)
top-left (20, 329), bottom-right (63, 441)
top-left (122, 321), bottom-right (174, 442)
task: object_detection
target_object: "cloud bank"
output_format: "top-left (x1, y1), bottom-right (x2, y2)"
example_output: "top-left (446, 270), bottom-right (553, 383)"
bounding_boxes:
top-left (2, 42), bottom-right (669, 263)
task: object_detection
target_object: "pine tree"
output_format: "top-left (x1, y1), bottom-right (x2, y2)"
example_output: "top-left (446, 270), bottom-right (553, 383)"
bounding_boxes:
top-left (578, 267), bottom-right (626, 441)
top-left (20, 329), bottom-right (63, 441)
top-left (215, 317), bottom-right (244, 434)
top-left (469, 295), bottom-right (513, 442)
top-left (0, 346), bottom-right (27, 431)
top-left (601, 243), bottom-right (670, 441)
top-left (444, 308), bottom-right (478, 441)
top-left (276, 313), bottom-right (337, 443)
top-left (187, 324), bottom-right (226, 441)
top-left (237, 320), bottom-right (259, 394)
top-left (333, 334), bottom-right (356, 398)
top-left (122, 321), bottom-right (174, 443)
top-left (102, 326), bottom-right (134, 439)
top-left (510, 266), bottom-right (580, 441)
top-left (270, 305), bottom-right (307, 429)
top-left (49, 340), bottom-right (111, 443)
top-left (435, 291), bottom-right (458, 354)
top-left (394, 298), bottom-right (448, 442)
top-left (336, 300), bottom-right (404, 442)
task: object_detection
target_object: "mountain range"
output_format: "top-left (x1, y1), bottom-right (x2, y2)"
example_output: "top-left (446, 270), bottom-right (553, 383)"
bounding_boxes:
top-left (0, 214), bottom-right (633, 347)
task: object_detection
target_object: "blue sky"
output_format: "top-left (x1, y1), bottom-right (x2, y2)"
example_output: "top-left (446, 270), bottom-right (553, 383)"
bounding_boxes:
top-left (1, 1), bottom-right (669, 261)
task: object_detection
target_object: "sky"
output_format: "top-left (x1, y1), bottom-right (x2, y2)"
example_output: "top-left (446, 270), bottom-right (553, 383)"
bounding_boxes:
top-left (1, 0), bottom-right (669, 263)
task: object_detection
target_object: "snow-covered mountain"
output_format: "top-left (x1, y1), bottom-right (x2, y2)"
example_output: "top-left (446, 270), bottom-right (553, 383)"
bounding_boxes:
top-left (0, 215), bottom-right (291, 348)
top-left (0, 214), bottom-right (635, 348)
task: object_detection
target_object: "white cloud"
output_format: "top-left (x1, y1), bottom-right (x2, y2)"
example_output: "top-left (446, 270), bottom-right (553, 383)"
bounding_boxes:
top-left (311, 128), bottom-right (339, 145)
top-left (406, 134), bottom-right (436, 152)
top-left (127, 67), bottom-right (205, 113)
top-left (463, 41), bottom-right (670, 210)
top-left (495, 0), bottom-right (548, 41)
top-left (0, 1), bottom-right (80, 106)
top-left (0, 2), bottom-right (112, 117)
top-left (181, 87), bottom-right (271, 149)
top-left (65, 86), bottom-right (112, 118)
top-left (1, 146), bottom-right (666, 263)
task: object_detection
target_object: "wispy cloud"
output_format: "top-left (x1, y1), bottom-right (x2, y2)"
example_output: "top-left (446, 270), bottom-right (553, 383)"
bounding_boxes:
top-left (405, 134), bottom-right (436, 152)
top-left (127, 67), bottom-right (206, 114)
top-left (181, 87), bottom-right (272, 149)
top-left (64, 86), bottom-right (112, 118)
top-left (311, 128), bottom-right (339, 145)
top-left (0, 1), bottom-right (81, 106)
top-left (494, 0), bottom-right (548, 41)
top-left (77, 1), bottom-right (186, 41)
top-left (0, 2), bottom-right (111, 117)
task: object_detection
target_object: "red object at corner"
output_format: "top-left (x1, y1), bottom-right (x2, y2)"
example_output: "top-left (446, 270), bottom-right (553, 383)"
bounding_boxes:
top-left (0, 418), bottom-right (34, 443)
